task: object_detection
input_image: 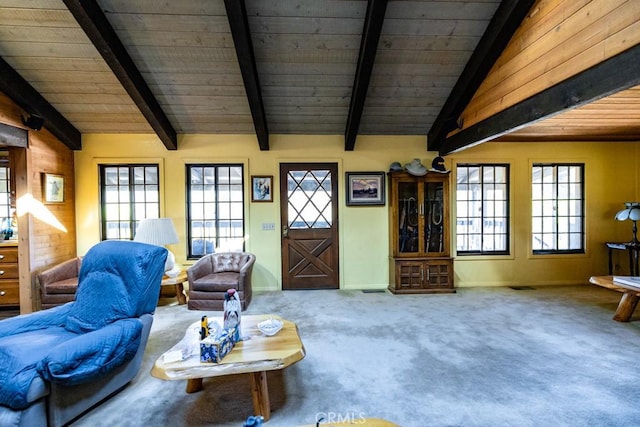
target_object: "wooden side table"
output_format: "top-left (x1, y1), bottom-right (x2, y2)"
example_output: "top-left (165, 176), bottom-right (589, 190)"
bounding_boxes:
top-left (161, 271), bottom-right (188, 305)
top-left (606, 242), bottom-right (640, 275)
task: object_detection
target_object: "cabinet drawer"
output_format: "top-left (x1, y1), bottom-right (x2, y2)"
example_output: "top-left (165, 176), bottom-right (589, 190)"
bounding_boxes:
top-left (0, 264), bottom-right (18, 279)
top-left (0, 247), bottom-right (18, 263)
top-left (0, 280), bottom-right (19, 305)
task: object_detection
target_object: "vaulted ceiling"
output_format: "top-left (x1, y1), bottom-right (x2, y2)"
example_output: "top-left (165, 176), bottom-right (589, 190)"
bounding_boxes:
top-left (0, 0), bottom-right (638, 154)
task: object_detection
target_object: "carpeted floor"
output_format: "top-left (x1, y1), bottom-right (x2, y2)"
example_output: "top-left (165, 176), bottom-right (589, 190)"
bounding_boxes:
top-left (70, 285), bottom-right (640, 427)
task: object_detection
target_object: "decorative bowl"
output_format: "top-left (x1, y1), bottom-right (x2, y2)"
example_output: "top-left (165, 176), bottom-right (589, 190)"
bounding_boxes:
top-left (257, 318), bottom-right (283, 336)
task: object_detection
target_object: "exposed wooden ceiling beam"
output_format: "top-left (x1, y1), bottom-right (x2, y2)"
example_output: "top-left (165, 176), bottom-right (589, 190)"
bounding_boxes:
top-left (439, 45), bottom-right (640, 155)
top-left (345, 0), bottom-right (388, 151)
top-left (427, 0), bottom-right (536, 152)
top-left (0, 122), bottom-right (28, 148)
top-left (0, 57), bottom-right (81, 150)
top-left (63, 0), bottom-right (177, 150)
top-left (224, 0), bottom-right (269, 151)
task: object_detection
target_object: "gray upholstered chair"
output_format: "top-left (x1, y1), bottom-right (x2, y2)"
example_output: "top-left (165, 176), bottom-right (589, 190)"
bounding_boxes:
top-left (0, 240), bottom-right (167, 427)
top-left (187, 252), bottom-right (255, 310)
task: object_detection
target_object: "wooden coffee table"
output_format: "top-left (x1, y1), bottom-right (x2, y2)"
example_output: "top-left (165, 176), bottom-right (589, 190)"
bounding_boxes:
top-left (589, 275), bottom-right (640, 322)
top-left (151, 314), bottom-right (305, 421)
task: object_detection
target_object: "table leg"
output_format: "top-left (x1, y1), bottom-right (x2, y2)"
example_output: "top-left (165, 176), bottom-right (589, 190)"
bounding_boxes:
top-left (175, 282), bottom-right (187, 305)
top-left (613, 292), bottom-right (640, 322)
top-left (249, 371), bottom-right (270, 421)
top-left (186, 378), bottom-right (203, 393)
top-left (608, 247), bottom-right (613, 275)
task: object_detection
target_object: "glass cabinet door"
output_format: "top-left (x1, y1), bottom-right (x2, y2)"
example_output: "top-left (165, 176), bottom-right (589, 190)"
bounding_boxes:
top-left (424, 181), bottom-right (444, 253)
top-left (397, 181), bottom-right (419, 253)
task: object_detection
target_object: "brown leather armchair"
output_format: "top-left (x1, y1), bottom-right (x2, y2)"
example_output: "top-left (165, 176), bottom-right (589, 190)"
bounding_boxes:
top-left (187, 252), bottom-right (255, 310)
top-left (37, 257), bottom-right (82, 309)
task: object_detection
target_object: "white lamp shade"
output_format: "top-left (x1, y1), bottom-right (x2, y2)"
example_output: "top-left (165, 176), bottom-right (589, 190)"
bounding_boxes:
top-left (615, 202), bottom-right (640, 221)
top-left (133, 218), bottom-right (179, 246)
top-left (134, 218), bottom-right (180, 273)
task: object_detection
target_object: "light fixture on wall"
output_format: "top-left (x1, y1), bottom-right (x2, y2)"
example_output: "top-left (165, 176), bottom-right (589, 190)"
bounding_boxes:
top-left (615, 202), bottom-right (640, 244)
top-left (21, 114), bottom-right (44, 131)
top-left (134, 217), bottom-right (180, 277)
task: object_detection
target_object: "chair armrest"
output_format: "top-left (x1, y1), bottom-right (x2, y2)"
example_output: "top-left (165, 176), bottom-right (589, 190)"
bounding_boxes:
top-left (187, 256), bottom-right (213, 283)
top-left (37, 318), bottom-right (143, 386)
top-left (238, 254), bottom-right (255, 275)
top-left (237, 254), bottom-right (255, 291)
top-left (0, 304), bottom-right (71, 338)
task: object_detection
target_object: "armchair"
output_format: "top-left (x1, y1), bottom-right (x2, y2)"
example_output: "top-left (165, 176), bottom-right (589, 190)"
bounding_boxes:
top-left (38, 257), bottom-right (82, 309)
top-left (187, 252), bottom-right (255, 310)
top-left (0, 240), bottom-right (167, 427)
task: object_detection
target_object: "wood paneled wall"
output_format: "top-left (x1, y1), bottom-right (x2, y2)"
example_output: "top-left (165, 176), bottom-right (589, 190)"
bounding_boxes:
top-left (28, 130), bottom-right (76, 268)
top-left (0, 92), bottom-right (76, 313)
top-left (455, 0), bottom-right (640, 133)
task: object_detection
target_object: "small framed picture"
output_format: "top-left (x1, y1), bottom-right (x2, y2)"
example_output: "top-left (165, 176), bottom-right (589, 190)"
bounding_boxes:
top-left (251, 175), bottom-right (273, 202)
top-left (346, 172), bottom-right (385, 206)
top-left (43, 173), bottom-right (64, 203)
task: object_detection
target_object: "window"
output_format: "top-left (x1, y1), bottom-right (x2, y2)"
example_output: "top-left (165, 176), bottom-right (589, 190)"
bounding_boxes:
top-left (456, 164), bottom-right (509, 255)
top-left (0, 165), bottom-right (11, 219)
top-left (0, 159), bottom-right (13, 237)
top-left (99, 164), bottom-right (160, 240)
top-left (532, 163), bottom-right (584, 254)
top-left (287, 169), bottom-right (332, 229)
top-left (186, 164), bottom-right (244, 258)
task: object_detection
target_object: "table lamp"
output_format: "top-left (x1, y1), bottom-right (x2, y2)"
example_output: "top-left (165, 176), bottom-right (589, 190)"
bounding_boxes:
top-left (134, 218), bottom-right (180, 277)
top-left (615, 202), bottom-right (640, 244)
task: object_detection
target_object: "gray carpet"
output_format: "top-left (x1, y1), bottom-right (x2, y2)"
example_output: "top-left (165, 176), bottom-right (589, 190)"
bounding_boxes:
top-left (70, 285), bottom-right (640, 427)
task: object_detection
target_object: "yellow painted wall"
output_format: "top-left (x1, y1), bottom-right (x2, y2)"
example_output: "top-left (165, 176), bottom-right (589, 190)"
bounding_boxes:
top-left (75, 134), bottom-right (428, 291)
top-left (448, 141), bottom-right (640, 286)
top-left (75, 134), bottom-right (640, 290)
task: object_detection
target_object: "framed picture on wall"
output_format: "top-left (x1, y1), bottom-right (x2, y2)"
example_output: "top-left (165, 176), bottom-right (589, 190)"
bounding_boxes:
top-left (43, 173), bottom-right (64, 203)
top-left (251, 175), bottom-right (273, 202)
top-left (345, 172), bottom-right (385, 206)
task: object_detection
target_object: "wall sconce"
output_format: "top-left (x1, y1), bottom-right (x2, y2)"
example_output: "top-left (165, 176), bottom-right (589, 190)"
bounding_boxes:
top-left (21, 114), bottom-right (45, 131)
top-left (615, 202), bottom-right (640, 244)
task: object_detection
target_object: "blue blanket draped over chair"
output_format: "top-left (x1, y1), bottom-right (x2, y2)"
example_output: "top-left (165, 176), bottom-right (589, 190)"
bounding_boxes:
top-left (0, 240), bottom-right (167, 426)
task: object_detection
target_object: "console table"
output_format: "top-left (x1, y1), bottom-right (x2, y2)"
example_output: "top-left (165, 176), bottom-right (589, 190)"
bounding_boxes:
top-left (606, 242), bottom-right (640, 275)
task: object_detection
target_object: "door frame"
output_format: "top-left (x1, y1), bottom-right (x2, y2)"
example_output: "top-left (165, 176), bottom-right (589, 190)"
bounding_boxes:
top-left (279, 162), bottom-right (340, 290)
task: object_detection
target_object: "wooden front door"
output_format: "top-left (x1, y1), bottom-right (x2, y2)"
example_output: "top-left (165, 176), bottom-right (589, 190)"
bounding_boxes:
top-left (280, 163), bottom-right (339, 290)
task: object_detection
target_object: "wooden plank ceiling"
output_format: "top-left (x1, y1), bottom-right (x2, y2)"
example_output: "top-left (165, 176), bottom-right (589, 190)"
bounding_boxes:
top-left (0, 0), bottom-right (638, 152)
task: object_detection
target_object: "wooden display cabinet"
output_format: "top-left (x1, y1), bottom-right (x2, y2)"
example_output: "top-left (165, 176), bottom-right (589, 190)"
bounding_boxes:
top-left (388, 171), bottom-right (454, 294)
